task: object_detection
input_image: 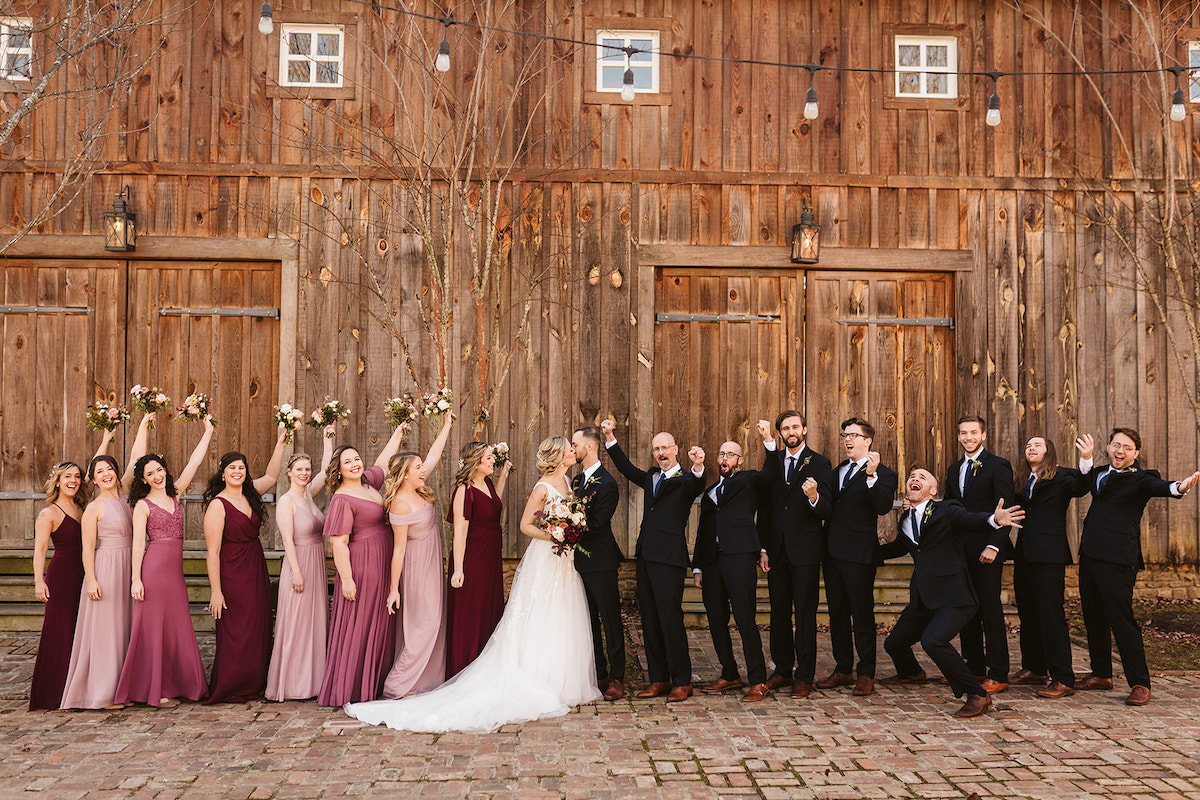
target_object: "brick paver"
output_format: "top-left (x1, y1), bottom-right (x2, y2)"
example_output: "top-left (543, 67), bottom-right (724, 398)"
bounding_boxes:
top-left (1, 630), bottom-right (1197, 799)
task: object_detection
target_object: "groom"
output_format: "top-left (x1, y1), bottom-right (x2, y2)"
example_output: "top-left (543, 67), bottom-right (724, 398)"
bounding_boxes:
top-left (602, 419), bottom-right (705, 702)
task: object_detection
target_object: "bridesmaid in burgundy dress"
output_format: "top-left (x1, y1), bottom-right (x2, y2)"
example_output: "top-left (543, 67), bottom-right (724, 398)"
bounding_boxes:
top-left (200, 432), bottom-right (286, 704)
top-left (445, 441), bottom-right (512, 677)
top-left (317, 422), bottom-right (408, 706)
top-left (114, 418), bottom-right (215, 708)
top-left (29, 461), bottom-right (86, 711)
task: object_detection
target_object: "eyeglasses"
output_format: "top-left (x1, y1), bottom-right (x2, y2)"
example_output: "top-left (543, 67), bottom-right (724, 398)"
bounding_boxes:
top-left (716, 451), bottom-right (743, 459)
top-left (1110, 443), bottom-right (1136, 453)
top-left (842, 432), bottom-right (866, 440)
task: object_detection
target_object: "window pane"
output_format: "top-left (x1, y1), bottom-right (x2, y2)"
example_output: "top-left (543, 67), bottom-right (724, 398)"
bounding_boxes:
top-left (600, 65), bottom-right (624, 89)
top-left (897, 71), bottom-right (920, 94)
top-left (630, 39), bottom-right (653, 62)
top-left (926, 45), bottom-right (948, 68)
top-left (898, 45), bottom-right (920, 68)
top-left (926, 72), bottom-right (948, 94)
top-left (316, 33), bottom-right (339, 57)
top-left (7, 53), bottom-right (29, 78)
top-left (287, 59), bottom-right (311, 84)
top-left (316, 61), bottom-right (338, 84)
top-left (1191, 72), bottom-right (1200, 103)
top-left (287, 32), bottom-right (311, 55)
top-left (633, 65), bottom-right (652, 89)
top-left (9, 28), bottom-right (30, 49)
top-left (600, 39), bottom-right (623, 61)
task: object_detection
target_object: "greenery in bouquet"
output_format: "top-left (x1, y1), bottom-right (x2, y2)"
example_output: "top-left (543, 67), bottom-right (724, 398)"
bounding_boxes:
top-left (85, 402), bottom-right (130, 432)
top-left (129, 385), bottom-right (171, 428)
top-left (273, 403), bottom-right (305, 443)
top-left (307, 399), bottom-right (349, 437)
top-left (176, 393), bottom-right (216, 424)
top-left (492, 441), bottom-right (511, 471)
top-left (421, 387), bottom-right (453, 419)
top-left (384, 394), bottom-right (419, 429)
top-left (534, 494), bottom-right (591, 558)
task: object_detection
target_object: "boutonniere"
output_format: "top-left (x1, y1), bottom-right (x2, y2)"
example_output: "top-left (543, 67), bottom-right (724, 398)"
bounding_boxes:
top-left (798, 455), bottom-right (812, 471)
top-left (970, 460), bottom-right (982, 477)
top-left (1119, 466), bottom-right (1138, 474)
top-left (922, 502), bottom-right (936, 525)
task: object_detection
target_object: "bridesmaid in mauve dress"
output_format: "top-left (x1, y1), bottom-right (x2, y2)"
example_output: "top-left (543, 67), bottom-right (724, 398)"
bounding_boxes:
top-left (200, 435), bottom-right (286, 705)
top-left (266, 430), bottom-right (333, 701)
top-left (61, 416), bottom-right (154, 710)
top-left (28, 461), bottom-right (86, 711)
top-left (445, 441), bottom-right (512, 677)
top-left (114, 418), bottom-right (215, 708)
top-left (380, 414), bottom-right (454, 698)
top-left (317, 422), bottom-right (409, 707)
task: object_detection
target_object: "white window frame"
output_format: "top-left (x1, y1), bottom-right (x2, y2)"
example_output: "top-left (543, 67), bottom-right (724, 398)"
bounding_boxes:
top-left (1189, 41), bottom-right (1200, 103)
top-left (279, 23), bottom-right (344, 89)
top-left (0, 18), bottom-right (32, 82)
top-left (595, 29), bottom-right (660, 96)
top-left (894, 35), bottom-right (958, 99)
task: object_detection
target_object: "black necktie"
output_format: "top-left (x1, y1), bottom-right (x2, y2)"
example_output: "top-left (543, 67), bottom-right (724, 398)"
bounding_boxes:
top-left (962, 459), bottom-right (976, 494)
top-left (842, 462), bottom-right (857, 490)
top-left (911, 509), bottom-right (921, 543)
top-left (1025, 473), bottom-right (1036, 497)
top-left (1098, 469), bottom-right (1112, 491)
top-left (786, 456), bottom-right (796, 484)
top-left (715, 480), bottom-right (724, 502)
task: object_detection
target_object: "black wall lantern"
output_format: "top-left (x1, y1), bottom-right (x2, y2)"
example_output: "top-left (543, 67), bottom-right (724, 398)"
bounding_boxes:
top-left (103, 186), bottom-right (137, 252)
top-left (790, 198), bottom-right (821, 264)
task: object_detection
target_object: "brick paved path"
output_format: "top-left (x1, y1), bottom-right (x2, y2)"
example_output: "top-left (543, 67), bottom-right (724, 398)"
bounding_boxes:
top-left (2, 630), bottom-right (1197, 799)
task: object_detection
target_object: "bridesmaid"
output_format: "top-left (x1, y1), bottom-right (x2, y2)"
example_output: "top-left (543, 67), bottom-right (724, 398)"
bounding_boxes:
top-left (60, 413), bottom-right (154, 710)
top-left (113, 417), bottom-right (215, 708)
top-left (265, 426), bottom-right (334, 701)
top-left (445, 441), bottom-right (512, 677)
top-left (380, 413), bottom-right (454, 699)
top-left (200, 430), bottom-right (287, 704)
top-left (317, 422), bottom-right (408, 706)
top-left (28, 461), bottom-right (87, 711)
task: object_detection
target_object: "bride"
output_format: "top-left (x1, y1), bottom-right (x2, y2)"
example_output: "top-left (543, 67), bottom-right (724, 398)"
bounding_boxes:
top-left (345, 435), bottom-right (603, 733)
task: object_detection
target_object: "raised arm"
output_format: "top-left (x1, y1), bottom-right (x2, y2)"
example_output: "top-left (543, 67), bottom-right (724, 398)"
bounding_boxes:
top-left (175, 416), bottom-right (215, 494)
top-left (372, 421), bottom-right (410, 470)
top-left (494, 461), bottom-right (512, 497)
top-left (519, 482), bottom-right (552, 542)
top-left (424, 414), bottom-right (453, 468)
top-left (121, 412), bottom-right (155, 493)
top-left (307, 424), bottom-right (335, 497)
top-left (94, 428), bottom-right (115, 460)
top-left (252, 428), bottom-right (288, 495)
top-left (203, 499), bottom-right (227, 620)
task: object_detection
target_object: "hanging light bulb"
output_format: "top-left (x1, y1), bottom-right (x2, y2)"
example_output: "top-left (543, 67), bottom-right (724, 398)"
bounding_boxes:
top-left (1171, 87), bottom-right (1187, 121)
top-left (621, 67), bottom-right (636, 102)
top-left (257, 1), bottom-right (273, 35)
top-left (436, 34), bottom-right (451, 73)
top-left (803, 86), bottom-right (819, 120)
top-left (986, 91), bottom-right (1001, 127)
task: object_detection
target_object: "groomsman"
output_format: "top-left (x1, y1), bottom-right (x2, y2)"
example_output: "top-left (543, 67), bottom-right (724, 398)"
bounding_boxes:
top-left (944, 414), bottom-right (1015, 694)
top-left (757, 410), bottom-right (834, 699)
top-left (1075, 428), bottom-right (1199, 706)
top-left (692, 421), bottom-right (779, 702)
top-left (880, 468), bottom-right (1025, 718)
top-left (571, 426), bottom-right (627, 702)
top-left (602, 420), bottom-right (705, 702)
top-left (815, 417), bottom-right (898, 697)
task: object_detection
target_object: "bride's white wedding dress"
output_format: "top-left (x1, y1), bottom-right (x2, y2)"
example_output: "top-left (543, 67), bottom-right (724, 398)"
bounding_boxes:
top-left (345, 482), bottom-right (602, 733)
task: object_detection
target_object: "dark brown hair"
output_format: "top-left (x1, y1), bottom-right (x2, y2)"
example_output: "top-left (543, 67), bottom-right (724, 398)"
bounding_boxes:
top-left (775, 410), bottom-right (806, 431)
top-left (957, 414), bottom-right (987, 432)
top-left (840, 417), bottom-right (875, 440)
top-left (1109, 427), bottom-right (1141, 451)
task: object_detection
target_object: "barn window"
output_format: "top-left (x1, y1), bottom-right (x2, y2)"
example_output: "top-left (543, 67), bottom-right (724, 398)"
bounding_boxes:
top-left (595, 30), bottom-right (660, 96)
top-left (0, 19), bottom-right (32, 81)
top-left (1190, 41), bottom-right (1200, 102)
top-left (279, 23), bottom-right (344, 88)
top-left (894, 35), bottom-right (957, 98)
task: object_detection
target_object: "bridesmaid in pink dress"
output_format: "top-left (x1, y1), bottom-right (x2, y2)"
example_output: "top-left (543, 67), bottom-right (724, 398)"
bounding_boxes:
top-left (317, 422), bottom-right (409, 707)
top-left (28, 461), bottom-right (86, 711)
top-left (445, 441), bottom-right (512, 677)
top-left (114, 418), bottom-right (215, 708)
top-left (266, 429), bottom-right (333, 701)
top-left (380, 414), bottom-right (454, 698)
top-left (61, 415), bottom-right (154, 709)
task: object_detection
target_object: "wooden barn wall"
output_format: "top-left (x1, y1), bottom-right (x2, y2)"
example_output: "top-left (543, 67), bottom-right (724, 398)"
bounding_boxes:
top-left (1, 0), bottom-right (1198, 561)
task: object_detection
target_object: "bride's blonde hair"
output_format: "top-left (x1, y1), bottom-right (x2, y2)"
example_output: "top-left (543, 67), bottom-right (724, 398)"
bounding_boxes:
top-left (535, 436), bottom-right (570, 475)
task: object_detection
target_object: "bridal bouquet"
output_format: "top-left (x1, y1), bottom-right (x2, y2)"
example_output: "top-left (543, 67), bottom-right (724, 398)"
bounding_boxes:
top-left (273, 403), bottom-right (305, 443)
top-left (176, 393), bottom-right (215, 424)
top-left (384, 394), bottom-right (419, 429)
top-left (421, 387), bottom-right (453, 419)
top-left (85, 402), bottom-right (130, 432)
top-left (535, 494), bottom-right (590, 558)
top-left (130, 385), bottom-right (171, 428)
top-left (307, 398), bottom-right (349, 436)
top-left (492, 442), bottom-right (511, 471)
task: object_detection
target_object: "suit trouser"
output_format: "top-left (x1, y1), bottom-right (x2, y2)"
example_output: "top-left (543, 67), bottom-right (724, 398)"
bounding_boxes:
top-left (766, 558), bottom-right (820, 683)
top-left (1013, 555), bottom-right (1074, 686)
top-left (700, 550), bottom-right (766, 685)
top-left (580, 567), bottom-right (626, 683)
top-left (823, 557), bottom-right (879, 677)
top-left (637, 558), bottom-right (691, 687)
top-left (1078, 554), bottom-right (1149, 689)
top-left (885, 599), bottom-right (983, 699)
top-left (959, 557), bottom-right (1010, 680)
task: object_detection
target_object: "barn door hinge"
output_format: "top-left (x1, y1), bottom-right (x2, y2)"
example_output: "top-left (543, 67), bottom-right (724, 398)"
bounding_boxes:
top-left (0, 305), bottom-right (92, 315)
top-left (159, 307), bottom-right (280, 319)
top-left (837, 316), bottom-right (954, 329)
top-left (655, 313), bottom-right (781, 323)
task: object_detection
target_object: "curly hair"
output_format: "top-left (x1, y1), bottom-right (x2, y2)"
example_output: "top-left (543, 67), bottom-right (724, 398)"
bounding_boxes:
top-left (129, 454), bottom-right (177, 507)
top-left (202, 451), bottom-right (266, 529)
top-left (44, 461), bottom-right (85, 510)
top-left (325, 445), bottom-right (368, 493)
top-left (453, 441), bottom-right (491, 488)
top-left (536, 436), bottom-right (570, 475)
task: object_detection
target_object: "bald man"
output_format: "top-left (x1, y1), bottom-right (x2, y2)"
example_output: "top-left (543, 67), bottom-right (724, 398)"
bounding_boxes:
top-left (603, 420), bottom-right (705, 702)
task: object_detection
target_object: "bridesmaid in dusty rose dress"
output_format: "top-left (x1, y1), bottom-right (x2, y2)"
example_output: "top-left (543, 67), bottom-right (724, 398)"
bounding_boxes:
top-left (380, 414), bottom-right (453, 698)
top-left (317, 422), bottom-right (408, 707)
top-left (114, 418), bottom-right (215, 708)
top-left (28, 461), bottom-right (86, 711)
top-left (265, 429), bottom-right (333, 702)
top-left (445, 441), bottom-right (512, 677)
top-left (61, 415), bottom-right (154, 710)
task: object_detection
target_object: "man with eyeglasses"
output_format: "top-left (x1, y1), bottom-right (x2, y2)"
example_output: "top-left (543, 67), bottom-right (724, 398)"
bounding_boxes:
top-left (1074, 427), bottom-right (1199, 707)
top-left (691, 421), bottom-right (779, 702)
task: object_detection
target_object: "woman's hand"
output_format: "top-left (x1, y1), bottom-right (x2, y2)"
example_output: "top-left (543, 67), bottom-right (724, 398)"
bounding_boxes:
top-left (291, 572), bottom-right (305, 593)
top-left (86, 577), bottom-right (102, 601)
top-left (209, 590), bottom-right (227, 619)
top-left (450, 569), bottom-right (465, 589)
top-left (386, 588), bottom-right (401, 615)
top-left (342, 577), bottom-right (357, 601)
top-left (35, 579), bottom-right (49, 603)
top-left (131, 579), bottom-right (145, 601)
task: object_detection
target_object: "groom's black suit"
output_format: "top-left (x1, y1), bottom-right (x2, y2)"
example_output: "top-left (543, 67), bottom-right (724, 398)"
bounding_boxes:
top-left (606, 440), bottom-right (704, 688)
top-left (573, 464), bottom-right (625, 684)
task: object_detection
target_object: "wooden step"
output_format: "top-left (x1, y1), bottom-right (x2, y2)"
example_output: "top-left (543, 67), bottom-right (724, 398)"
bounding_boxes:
top-left (0, 602), bottom-right (217, 632)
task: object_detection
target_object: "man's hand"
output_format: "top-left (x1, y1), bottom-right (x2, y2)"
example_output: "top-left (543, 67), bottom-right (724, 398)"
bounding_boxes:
top-left (756, 419), bottom-right (773, 442)
top-left (993, 498), bottom-right (1025, 529)
top-left (865, 451), bottom-right (880, 476)
top-left (693, 571), bottom-right (702, 589)
top-left (758, 551), bottom-right (770, 573)
top-left (600, 418), bottom-right (616, 443)
top-left (689, 446), bottom-right (705, 468)
top-left (1178, 471), bottom-right (1200, 495)
top-left (1075, 433), bottom-right (1095, 461)
top-left (802, 477), bottom-right (819, 503)
top-left (979, 548), bottom-right (997, 564)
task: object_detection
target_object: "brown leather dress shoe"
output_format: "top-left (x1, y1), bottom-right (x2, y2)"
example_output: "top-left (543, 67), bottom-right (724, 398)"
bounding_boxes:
top-left (879, 670), bottom-right (928, 686)
top-left (852, 676), bottom-right (874, 696)
top-left (1125, 685), bottom-right (1151, 706)
top-left (954, 693), bottom-right (993, 718)
top-left (742, 683), bottom-right (771, 702)
top-left (666, 685), bottom-right (693, 702)
top-left (597, 678), bottom-right (610, 692)
top-left (1078, 676), bottom-right (1114, 690)
top-left (765, 674), bottom-right (790, 692)
top-left (702, 677), bottom-right (743, 694)
top-left (1011, 668), bottom-right (1047, 685)
top-left (815, 671), bottom-right (855, 689)
top-left (603, 680), bottom-right (625, 701)
top-left (1036, 680), bottom-right (1075, 698)
top-left (979, 678), bottom-right (1009, 694)
top-left (790, 680), bottom-right (813, 699)
top-left (636, 681), bottom-right (671, 698)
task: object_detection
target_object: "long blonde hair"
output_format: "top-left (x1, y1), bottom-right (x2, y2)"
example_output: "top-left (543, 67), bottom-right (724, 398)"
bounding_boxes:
top-left (454, 441), bottom-right (490, 488)
top-left (383, 451), bottom-right (436, 509)
top-left (44, 461), bottom-right (85, 510)
top-left (536, 436), bottom-right (570, 475)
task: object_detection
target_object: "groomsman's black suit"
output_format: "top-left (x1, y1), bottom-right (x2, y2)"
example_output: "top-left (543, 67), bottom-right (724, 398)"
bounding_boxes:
top-left (692, 460), bottom-right (778, 686)
top-left (881, 499), bottom-right (996, 699)
top-left (606, 440), bottom-right (704, 689)
top-left (944, 450), bottom-right (1014, 681)
top-left (1077, 462), bottom-right (1183, 689)
top-left (823, 458), bottom-right (899, 680)
top-left (573, 463), bottom-right (626, 685)
top-left (1012, 468), bottom-right (1090, 686)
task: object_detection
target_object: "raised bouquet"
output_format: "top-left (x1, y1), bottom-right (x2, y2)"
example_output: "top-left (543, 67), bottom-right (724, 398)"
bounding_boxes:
top-left (175, 393), bottom-right (214, 424)
top-left (384, 394), bottom-right (419, 429)
top-left (421, 387), bottom-right (453, 419)
top-left (307, 398), bottom-right (349, 437)
top-left (492, 441), bottom-right (511, 471)
top-left (130, 385), bottom-right (171, 428)
top-left (534, 493), bottom-right (591, 558)
top-left (273, 403), bottom-right (305, 443)
top-left (85, 402), bottom-right (130, 432)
